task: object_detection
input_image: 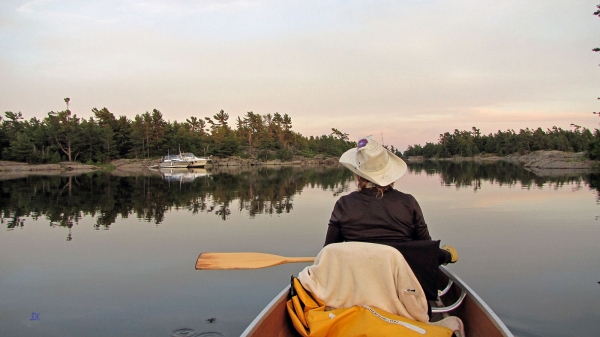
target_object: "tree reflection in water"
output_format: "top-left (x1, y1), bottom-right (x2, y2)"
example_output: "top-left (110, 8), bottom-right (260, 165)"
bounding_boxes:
top-left (407, 160), bottom-right (593, 192)
top-left (2, 162), bottom-right (598, 240)
top-left (0, 166), bottom-right (355, 239)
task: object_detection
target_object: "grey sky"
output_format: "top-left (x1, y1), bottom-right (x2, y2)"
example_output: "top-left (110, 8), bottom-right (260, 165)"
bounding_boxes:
top-left (1, 0), bottom-right (598, 150)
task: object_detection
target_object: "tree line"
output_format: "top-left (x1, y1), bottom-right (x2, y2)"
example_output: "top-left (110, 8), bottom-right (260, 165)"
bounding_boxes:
top-left (402, 126), bottom-right (600, 159)
top-left (0, 100), bottom-right (355, 164)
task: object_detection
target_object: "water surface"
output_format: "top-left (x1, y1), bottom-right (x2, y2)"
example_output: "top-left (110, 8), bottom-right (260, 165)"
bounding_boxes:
top-left (1, 163), bottom-right (599, 336)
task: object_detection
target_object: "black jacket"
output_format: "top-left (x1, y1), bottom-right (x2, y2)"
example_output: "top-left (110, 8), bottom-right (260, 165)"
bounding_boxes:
top-left (324, 187), bottom-right (440, 301)
top-left (324, 187), bottom-right (432, 246)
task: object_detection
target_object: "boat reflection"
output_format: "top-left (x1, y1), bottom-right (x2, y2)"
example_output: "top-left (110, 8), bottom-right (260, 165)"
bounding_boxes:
top-left (161, 168), bottom-right (210, 183)
top-left (3, 162), bottom-right (599, 238)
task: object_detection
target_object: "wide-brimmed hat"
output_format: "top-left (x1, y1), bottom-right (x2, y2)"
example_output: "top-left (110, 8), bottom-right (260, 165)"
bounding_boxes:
top-left (339, 136), bottom-right (407, 186)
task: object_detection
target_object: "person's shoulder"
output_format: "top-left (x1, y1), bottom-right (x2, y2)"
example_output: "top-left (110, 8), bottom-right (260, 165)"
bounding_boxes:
top-left (338, 190), bottom-right (362, 200)
top-left (388, 188), bottom-right (416, 201)
top-left (336, 190), bottom-right (367, 205)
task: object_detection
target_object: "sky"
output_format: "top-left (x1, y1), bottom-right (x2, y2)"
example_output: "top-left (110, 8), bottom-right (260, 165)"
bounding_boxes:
top-left (1, 0), bottom-right (599, 151)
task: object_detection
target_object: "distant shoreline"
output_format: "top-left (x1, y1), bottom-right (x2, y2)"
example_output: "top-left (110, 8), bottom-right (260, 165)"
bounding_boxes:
top-left (0, 150), bottom-right (596, 175)
top-left (406, 150), bottom-right (595, 170)
top-left (0, 155), bottom-right (341, 174)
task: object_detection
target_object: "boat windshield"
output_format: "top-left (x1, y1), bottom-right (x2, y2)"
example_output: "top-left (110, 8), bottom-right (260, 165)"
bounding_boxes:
top-left (180, 153), bottom-right (196, 158)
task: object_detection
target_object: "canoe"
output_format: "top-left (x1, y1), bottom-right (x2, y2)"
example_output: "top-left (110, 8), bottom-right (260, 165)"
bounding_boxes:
top-left (240, 266), bottom-right (514, 337)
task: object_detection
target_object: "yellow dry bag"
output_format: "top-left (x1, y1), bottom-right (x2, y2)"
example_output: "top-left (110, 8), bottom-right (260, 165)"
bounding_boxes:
top-left (286, 277), bottom-right (453, 337)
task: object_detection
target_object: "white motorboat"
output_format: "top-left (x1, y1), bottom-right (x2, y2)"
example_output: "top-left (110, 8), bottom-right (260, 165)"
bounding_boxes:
top-left (159, 154), bottom-right (189, 168)
top-left (179, 153), bottom-right (211, 168)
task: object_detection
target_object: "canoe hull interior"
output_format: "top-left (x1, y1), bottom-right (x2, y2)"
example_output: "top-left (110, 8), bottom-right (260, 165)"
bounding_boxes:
top-left (437, 267), bottom-right (513, 337)
top-left (241, 266), bottom-right (513, 337)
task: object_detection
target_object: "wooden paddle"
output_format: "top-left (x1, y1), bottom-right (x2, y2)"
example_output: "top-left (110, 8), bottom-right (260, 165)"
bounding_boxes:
top-left (196, 252), bottom-right (315, 270)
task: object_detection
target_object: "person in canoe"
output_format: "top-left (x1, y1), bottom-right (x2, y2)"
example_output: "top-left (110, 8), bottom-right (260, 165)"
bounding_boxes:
top-left (290, 136), bottom-right (465, 335)
top-left (324, 135), bottom-right (458, 267)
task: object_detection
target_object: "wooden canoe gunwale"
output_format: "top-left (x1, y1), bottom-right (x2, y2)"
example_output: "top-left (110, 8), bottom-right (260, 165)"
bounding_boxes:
top-left (241, 267), bottom-right (514, 337)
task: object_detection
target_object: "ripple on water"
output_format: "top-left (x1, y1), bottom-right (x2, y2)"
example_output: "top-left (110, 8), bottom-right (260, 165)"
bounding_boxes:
top-left (170, 328), bottom-right (199, 337)
top-left (170, 328), bottom-right (226, 337)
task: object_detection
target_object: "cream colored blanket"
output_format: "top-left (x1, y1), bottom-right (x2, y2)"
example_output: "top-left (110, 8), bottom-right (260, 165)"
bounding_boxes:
top-left (298, 241), bottom-right (430, 323)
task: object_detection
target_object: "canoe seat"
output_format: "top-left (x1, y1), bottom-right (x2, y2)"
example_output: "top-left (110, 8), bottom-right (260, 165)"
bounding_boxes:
top-left (432, 279), bottom-right (467, 313)
top-left (384, 240), bottom-right (442, 301)
top-left (384, 240), bottom-right (467, 315)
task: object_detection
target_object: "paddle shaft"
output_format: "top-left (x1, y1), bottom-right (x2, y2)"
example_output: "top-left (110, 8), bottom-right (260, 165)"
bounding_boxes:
top-left (196, 252), bottom-right (315, 270)
top-left (280, 257), bottom-right (315, 263)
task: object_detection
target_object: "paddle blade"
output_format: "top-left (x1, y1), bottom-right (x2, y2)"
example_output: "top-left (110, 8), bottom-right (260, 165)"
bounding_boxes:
top-left (196, 252), bottom-right (315, 270)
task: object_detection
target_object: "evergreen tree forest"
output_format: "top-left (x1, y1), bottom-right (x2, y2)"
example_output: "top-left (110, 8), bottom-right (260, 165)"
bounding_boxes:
top-left (402, 126), bottom-right (599, 159)
top-left (0, 102), bottom-right (355, 164)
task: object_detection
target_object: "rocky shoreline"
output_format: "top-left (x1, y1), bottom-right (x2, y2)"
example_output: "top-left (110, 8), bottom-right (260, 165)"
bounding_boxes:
top-left (0, 161), bottom-right (99, 173)
top-left (209, 155), bottom-right (339, 167)
top-left (406, 150), bottom-right (597, 177)
top-left (0, 154), bottom-right (340, 174)
top-left (1, 150), bottom-right (596, 175)
top-left (505, 151), bottom-right (592, 169)
top-left (406, 150), bottom-right (594, 170)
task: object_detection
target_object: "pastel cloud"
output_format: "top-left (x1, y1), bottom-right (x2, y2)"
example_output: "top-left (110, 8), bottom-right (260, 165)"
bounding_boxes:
top-left (1, 0), bottom-right (598, 150)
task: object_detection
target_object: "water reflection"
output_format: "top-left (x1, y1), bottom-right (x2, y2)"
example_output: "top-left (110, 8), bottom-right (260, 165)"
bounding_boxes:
top-left (160, 168), bottom-right (210, 184)
top-left (2, 162), bottom-right (600, 239)
top-left (408, 160), bottom-right (593, 192)
top-left (1, 162), bottom-right (599, 337)
top-left (0, 166), bottom-right (355, 238)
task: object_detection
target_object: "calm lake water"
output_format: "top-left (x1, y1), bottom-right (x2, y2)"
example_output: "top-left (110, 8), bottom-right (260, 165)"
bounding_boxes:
top-left (1, 162), bottom-right (599, 337)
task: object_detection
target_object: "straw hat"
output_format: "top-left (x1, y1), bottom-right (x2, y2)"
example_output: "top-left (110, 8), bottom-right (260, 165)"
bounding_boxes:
top-left (339, 136), bottom-right (407, 186)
